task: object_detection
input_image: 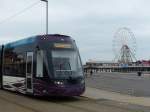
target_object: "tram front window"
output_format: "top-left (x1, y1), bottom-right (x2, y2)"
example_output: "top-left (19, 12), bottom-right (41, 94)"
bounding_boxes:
top-left (52, 50), bottom-right (83, 78)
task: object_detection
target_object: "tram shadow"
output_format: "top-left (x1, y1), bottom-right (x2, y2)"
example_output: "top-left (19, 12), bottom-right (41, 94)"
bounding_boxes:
top-left (28, 95), bottom-right (82, 103)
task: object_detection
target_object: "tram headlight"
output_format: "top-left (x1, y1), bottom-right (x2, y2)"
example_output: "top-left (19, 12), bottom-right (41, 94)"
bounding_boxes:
top-left (80, 79), bottom-right (85, 84)
top-left (54, 81), bottom-right (64, 85)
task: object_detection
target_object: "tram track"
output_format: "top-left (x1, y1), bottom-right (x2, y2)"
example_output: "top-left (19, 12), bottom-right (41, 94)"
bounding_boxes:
top-left (49, 97), bottom-right (142, 112)
top-left (0, 91), bottom-right (41, 112)
top-left (0, 90), bottom-right (147, 112)
top-left (0, 90), bottom-right (96, 112)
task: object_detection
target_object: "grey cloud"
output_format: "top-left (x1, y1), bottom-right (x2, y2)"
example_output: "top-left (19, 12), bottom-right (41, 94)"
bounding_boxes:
top-left (0, 0), bottom-right (150, 63)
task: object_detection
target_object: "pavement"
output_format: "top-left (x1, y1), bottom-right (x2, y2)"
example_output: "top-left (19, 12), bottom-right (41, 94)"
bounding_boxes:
top-left (83, 87), bottom-right (150, 107)
top-left (86, 72), bottom-right (150, 97)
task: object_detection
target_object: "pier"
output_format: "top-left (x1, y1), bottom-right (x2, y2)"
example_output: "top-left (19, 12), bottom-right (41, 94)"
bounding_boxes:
top-left (84, 62), bottom-right (150, 74)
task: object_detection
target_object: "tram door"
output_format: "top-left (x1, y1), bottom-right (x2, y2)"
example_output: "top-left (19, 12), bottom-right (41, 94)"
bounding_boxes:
top-left (26, 52), bottom-right (33, 93)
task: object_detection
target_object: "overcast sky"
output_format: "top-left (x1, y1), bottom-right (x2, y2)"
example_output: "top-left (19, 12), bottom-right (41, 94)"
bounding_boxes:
top-left (0, 0), bottom-right (150, 63)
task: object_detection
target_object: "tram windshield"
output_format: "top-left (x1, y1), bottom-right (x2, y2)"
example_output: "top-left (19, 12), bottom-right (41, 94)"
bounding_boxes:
top-left (52, 50), bottom-right (83, 78)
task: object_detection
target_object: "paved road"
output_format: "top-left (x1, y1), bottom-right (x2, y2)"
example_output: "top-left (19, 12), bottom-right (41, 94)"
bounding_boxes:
top-left (0, 90), bottom-right (149, 112)
top-left (86, 72), bottom-right (150, 97)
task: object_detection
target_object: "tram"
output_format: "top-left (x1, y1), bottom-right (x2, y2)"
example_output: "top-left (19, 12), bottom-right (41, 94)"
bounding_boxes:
top-left (0, 34), bottom-right (85, 96)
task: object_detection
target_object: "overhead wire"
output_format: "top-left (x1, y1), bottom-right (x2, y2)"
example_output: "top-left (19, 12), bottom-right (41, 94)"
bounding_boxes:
top-left (0, 0), bottom-right (40, 25)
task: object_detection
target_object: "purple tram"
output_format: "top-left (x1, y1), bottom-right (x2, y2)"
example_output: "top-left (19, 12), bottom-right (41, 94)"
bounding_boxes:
top-left (0, 34), bottom-right (85, 96)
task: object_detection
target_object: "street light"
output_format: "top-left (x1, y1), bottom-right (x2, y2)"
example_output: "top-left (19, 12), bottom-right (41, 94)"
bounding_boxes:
top-left (41, 0), bottom-right (48, 35)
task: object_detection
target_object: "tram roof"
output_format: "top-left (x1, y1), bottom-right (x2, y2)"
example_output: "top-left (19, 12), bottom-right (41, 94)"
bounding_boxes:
top-left (4, 34), bottom-right (70, 48)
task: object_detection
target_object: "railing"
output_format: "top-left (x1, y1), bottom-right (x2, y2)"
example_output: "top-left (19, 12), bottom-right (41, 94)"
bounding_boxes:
top-left (84, 65), bottom-right (150, 73)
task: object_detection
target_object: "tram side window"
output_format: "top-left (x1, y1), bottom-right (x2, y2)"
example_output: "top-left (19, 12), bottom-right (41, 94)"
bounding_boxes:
top-left (27, 55), bottom-right (32, 74)
top-left (4, 52), bottom-right (26, 77)
top-left (15, 54), bottom-right (25, 76)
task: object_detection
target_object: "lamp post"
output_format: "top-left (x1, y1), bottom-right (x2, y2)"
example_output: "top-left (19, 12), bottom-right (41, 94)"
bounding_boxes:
top-left (41, 0), bottom-right (48, 35)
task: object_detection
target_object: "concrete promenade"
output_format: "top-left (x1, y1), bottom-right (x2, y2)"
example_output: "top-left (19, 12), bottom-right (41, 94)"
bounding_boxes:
top-left (86, 72), bottom-right (150, 97)
top-left (84, 87), bottom-right (150, 107)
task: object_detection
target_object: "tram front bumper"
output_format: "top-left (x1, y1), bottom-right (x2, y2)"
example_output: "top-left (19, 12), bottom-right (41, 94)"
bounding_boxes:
top-left (35, 84), bottom-right (85, 96)
top-left (47, 84), bottom-right (85, 96)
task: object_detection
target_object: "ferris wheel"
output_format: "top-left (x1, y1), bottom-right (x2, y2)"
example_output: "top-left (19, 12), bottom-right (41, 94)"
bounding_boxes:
top-left (112, 27), bottom-right (137, 63)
